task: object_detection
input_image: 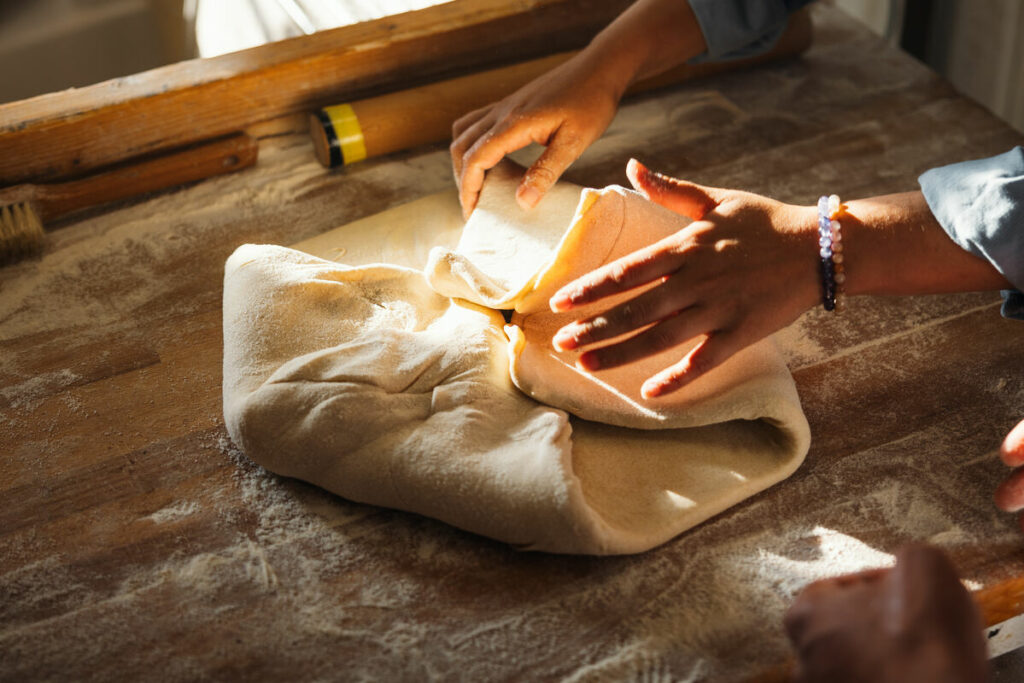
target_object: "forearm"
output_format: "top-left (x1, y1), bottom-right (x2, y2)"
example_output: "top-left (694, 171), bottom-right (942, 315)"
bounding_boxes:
top-left (840, 191), bottom-right (1012, 296)
top-left (583, 0), bottom-right (708, 100)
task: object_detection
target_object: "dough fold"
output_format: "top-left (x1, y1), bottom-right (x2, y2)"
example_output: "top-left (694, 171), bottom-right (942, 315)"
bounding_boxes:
top-left (425, 161), bottom-right (585, 309)
top-left (223, 244), bottom-right (611, 553)
top-left (223, 166), bottom-right (812, 555)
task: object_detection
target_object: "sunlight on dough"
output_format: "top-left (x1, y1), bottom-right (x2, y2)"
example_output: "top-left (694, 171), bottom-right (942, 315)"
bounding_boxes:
top-left (553, 352), bottom-right (665, 421)
top-left (664, 489), bottom-right (697, 510)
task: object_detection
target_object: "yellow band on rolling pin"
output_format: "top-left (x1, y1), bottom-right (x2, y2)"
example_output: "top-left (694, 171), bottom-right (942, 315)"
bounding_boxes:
top-left (321, 103), bottom-right (367, 165)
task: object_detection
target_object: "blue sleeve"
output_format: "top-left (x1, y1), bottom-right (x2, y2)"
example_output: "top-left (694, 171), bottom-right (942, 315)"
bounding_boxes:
top-left (686, 0), bottom-right (816, 63)
top-left (919, 147), bottom-right (1024, 321)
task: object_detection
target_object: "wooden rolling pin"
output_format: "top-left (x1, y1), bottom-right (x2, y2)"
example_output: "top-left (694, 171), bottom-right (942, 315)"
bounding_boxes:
top-left (310, 9), bottom-right (812, 167)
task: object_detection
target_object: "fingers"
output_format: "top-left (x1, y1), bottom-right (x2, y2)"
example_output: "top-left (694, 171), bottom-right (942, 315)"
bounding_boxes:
top-left (450, 105), bottom-right (492, 180)
top-left (785, 568), bottom-right (887, 636)
top-left (549, 234), bottom-right (688, 313)
top-left (640, 330), bottom-right (745, 399)
top-left (452, 105), bottom-right (491, 142)
top-left (516, 127), bottom-right (584, 210)
top-left (627, 158), bottom-right (721, 220)
top-left (572, 303), bottom-right (715, 375)
top-left (1001, 418), bottom-right (1024, 466)
top-left (552, 279), bottom-right (694, 352)
top-left (996, 419), bottom-right (1024, 515)
top-left (451, 109), bottom-right (539, 219)
top-left (889, 543), bottom-right (966, 623)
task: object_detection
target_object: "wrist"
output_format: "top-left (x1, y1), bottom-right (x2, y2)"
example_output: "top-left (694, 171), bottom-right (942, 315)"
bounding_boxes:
top-left (782, 203), bottom-right (827, 314)
top-left (587, 0), bottom-right (708, 96)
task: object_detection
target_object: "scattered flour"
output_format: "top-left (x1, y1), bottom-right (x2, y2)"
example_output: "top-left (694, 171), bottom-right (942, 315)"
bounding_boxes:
top-left (144, 500), bottom-right (200, 524)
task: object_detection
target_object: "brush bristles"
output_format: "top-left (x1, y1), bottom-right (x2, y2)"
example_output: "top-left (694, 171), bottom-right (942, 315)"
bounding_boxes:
top-left (0, 202), bottom-right (45, 265)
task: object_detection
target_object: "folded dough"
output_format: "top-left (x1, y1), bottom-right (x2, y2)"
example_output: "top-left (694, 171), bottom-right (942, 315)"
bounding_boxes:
top-left (223, 166), bottom-right (811, 555)
top-left (425, 161), bottom-right (584, 309)
top-left (223, 244), bottom-right (598, 552)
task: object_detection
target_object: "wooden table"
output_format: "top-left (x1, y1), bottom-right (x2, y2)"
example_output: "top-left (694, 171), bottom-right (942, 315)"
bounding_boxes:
top-left (3, 5), bottom-right (1023, 681)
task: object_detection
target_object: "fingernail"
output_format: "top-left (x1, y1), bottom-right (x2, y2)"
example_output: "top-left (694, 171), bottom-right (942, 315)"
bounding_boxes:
top-left (552, 328), bottom-right (578, 352)
top-left (517, 185), bottom-right (541, 210)
top-left (640, 380), bottom-right (661, 400)
top-left (627, 161), bottom-right (652, 199)
top-left (550, 291), bottom-right (573, 312)
top-left (577, 352), bottom-right (601, 372)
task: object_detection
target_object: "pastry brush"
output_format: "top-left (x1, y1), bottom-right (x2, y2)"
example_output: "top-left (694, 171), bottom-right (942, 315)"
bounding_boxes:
top-left (0, 133), bottom-right (259, 265)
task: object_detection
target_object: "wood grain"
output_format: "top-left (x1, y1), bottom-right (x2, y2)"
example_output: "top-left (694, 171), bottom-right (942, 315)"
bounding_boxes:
top-left (3, 5), bottom-right (1024, 681)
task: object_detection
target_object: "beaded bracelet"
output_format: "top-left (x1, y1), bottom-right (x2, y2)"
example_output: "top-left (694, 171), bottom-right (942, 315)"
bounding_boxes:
top-left (817, 194), bottom-right (847, 312)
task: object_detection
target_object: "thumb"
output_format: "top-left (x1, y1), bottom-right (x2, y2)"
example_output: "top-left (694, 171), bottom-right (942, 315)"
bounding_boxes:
top-left (516, 127), bottom-right (583, 210)
top-left (627, 158), bottom-right (719, 220)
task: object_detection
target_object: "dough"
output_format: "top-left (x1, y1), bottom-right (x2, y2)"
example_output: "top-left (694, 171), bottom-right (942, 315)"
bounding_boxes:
top-left (223, 244), bottom-right (809, 554)
top-left (223, 166), bottom-right (811, 555)
top-left (223, 245), bottom-right (600, 552)
top-left (425, 161), bottom-right (584, 309)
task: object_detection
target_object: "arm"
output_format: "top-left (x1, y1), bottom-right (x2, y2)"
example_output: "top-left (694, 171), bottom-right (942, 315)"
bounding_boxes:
top-left (451, 0), bottom-right (816, 218)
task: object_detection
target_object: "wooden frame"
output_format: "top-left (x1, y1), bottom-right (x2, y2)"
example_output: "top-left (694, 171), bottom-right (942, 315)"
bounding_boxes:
top-left (0, 0), bottom-right (632, 186)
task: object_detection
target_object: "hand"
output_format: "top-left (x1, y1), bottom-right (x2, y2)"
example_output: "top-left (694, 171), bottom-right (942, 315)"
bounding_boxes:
top-left (449, 0), bottom-right (709, 219)
top-left (450, 50), bottom-right (625, 219)
top-left (784, 544), bottom-right (988, 683)
top-left (994, 418), bottom-right (1024, 530)
top-left (549, 159), bottom-right (820, 399)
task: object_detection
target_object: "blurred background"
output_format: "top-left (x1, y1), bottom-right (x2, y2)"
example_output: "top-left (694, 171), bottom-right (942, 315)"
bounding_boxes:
top-left (0, 0), bottom-right (1021, 134)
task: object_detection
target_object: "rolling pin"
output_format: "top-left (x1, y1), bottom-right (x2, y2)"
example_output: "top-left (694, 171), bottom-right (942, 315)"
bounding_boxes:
top-left (310, 9), bottom-right (812, 167)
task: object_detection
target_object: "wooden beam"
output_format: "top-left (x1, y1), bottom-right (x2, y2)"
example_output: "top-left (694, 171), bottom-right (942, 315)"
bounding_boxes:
top-left (0, 0), bottom-right (632, 186)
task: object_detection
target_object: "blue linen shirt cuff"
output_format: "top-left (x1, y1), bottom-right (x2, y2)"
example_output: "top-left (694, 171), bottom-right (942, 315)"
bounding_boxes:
top-left (919, 146), bottom-right (1024, 321)
top-left (686, 0), bottom-right (810, 63)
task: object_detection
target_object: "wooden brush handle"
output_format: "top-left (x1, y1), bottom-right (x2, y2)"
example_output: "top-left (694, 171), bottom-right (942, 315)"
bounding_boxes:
top-left (25, 133), bottom-right (259, 222)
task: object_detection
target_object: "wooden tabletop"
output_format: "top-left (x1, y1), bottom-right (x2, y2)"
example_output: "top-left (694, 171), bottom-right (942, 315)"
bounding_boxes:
top-left (3, 5), bottom-right (1024, 681)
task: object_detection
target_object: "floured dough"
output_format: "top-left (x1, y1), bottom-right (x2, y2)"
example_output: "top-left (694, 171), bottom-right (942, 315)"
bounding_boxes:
top-left (223, 244), bottom-right (810, 554)
top-left (425, 161), bottom-right (584, 309)
top-left (223, 245), bottom-right (592, 552)
top-left (224, 164), bottom-right (811, 555)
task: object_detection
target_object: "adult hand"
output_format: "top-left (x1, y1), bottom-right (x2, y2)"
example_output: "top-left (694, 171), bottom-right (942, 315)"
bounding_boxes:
top-left (784, 544), bottom-right (988, 683)
top-left (994, 418), bottom-right (1024, 530)
top-left (549, 159), bottom-right (821, 399)
top-left (450, 50), bottom-right (624, 219)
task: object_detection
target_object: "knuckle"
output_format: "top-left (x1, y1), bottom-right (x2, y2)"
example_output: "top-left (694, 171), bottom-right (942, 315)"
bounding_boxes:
top-left (616, 299), bottom-right (651, 327)
top-left (686, 352), bottom-right (715, 376)
top-left (525, 164), bottom-right (558, 187)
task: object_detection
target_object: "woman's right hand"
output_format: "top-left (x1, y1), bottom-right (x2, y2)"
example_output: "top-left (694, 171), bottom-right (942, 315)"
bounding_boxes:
top-left (450, 50), bottom-right (625, 219)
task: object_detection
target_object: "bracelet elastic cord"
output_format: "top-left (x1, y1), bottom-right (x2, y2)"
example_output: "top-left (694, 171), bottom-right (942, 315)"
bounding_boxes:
top-left (817, 194), bottom-right (847, 312)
